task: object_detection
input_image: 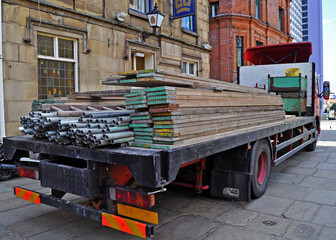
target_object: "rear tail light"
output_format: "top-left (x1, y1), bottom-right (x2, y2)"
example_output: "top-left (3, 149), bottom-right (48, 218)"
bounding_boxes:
top-left (18, 166), bottom-right (40, 180)
top-left (110, 186), bottom-right (155, 209)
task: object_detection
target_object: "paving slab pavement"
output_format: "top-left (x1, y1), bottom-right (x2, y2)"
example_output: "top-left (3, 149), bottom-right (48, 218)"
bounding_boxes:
top-left (1, 120), bottom-right (336, 239)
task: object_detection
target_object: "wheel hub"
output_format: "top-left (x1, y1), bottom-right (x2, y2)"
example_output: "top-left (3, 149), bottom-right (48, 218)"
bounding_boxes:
top-left (257, 151), bottom-right (267, 185)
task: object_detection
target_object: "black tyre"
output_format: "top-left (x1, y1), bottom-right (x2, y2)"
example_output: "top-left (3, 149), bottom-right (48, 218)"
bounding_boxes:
top-left (305, 140), bottom-right (316, 151)
top-left (251, 140), bottom-right (271, 198)
top-left (0, 169), bottom-right (15, 181)
top-left (305, 128), bottom-right (317, 151)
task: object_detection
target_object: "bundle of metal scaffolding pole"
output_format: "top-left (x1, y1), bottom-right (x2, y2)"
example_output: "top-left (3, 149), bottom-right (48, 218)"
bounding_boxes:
top-left (19, 107), bottom-right (135, 148)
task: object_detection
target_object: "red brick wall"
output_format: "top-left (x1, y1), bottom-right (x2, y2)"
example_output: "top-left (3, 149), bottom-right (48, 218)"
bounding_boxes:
top-left (209, 0), bottom-right (292, 82)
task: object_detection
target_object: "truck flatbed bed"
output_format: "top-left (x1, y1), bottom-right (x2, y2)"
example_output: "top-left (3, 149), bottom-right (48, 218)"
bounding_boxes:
top-left (4, 116), bottom-right (314, 188)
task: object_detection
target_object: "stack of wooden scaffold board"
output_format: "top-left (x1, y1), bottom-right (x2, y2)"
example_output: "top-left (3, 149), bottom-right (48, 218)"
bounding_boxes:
top-left (103, 69), bottom-right (266, 94)
top-left (125, 86), bottom-right (285, 150)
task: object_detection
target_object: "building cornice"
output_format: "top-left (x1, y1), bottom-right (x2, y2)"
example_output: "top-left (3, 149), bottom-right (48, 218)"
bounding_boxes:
top-left (3, 0), bottom-right (211, 52)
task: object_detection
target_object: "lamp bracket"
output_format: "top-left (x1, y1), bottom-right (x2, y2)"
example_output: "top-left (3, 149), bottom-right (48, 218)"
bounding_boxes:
top-left (142, 28), bottom-right (157, 42)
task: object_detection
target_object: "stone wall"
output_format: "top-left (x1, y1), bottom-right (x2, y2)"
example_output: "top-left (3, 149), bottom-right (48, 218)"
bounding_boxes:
top-left (2, 0), bottom-right (211, 136)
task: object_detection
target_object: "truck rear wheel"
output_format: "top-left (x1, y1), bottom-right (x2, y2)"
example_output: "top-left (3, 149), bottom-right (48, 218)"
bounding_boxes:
top-left (305, 140), bottom-right (316, 151)
top-left (251, 140), bottom-right (271, 198)
top-left (305, 129), bottom-right (317, 151)
top-left (0, 169), bottom-right (15, 181)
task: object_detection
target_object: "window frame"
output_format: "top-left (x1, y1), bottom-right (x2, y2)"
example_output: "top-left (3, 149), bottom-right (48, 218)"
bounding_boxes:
top-left (279, 7), bottom-right (284, 32)
top-left (37, 33), bottom-right (78, 99)
top-left (182, 60), bottom-right (197, 76)
top-left (131, 51), bottom-right (154, 71)
top-left (210, 2), bottom-right (219, 17)
top-left (129, 0), bottom-right (152, 14)
top-left (255, 0), bottom-right (261, 19)
top-left (256, 41), bottom-right (263, 46)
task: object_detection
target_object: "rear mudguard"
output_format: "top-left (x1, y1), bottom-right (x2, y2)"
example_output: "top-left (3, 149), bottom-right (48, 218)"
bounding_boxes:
top-left (0, 163), bottom-right (17, 171)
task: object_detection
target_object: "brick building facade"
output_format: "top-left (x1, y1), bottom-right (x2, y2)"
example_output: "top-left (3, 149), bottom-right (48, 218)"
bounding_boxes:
top-left (0, 0), bottom-right (211, 137)
top-left (209, 0), bottom-right (292, 82)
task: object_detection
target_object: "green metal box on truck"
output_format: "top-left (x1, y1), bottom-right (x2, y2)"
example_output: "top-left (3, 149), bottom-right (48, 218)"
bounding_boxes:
top-left (268, 75), bottom-right (307, 92)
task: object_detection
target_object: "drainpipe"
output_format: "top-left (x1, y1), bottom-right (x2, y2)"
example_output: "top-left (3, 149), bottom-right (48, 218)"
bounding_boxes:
top-left (0, 0), bottom-right (5, 141)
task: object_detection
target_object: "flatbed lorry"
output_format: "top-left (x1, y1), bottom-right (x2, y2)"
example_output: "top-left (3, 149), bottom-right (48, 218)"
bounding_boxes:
top-left (2, 43), bottom-right (330, 238)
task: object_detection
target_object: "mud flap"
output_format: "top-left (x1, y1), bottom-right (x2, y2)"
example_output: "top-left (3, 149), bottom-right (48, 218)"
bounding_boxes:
top-left (210, 169), bottom-right (252, 202)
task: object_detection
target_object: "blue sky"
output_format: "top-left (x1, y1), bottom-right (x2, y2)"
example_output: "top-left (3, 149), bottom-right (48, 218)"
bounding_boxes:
top-left (323, 0), bottom-right (336, 92)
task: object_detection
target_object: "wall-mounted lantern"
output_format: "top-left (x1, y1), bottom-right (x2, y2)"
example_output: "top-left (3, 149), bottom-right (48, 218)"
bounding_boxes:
top-left (142, 3), bottom-right (165, 42)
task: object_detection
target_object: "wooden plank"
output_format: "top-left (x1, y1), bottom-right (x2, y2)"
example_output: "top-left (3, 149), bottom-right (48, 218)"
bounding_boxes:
top-left (125, 100), bottom-right (147, 105)
top-left (124, 92), bottom-right (146, 97)
top-left (129, 123), bottom-right (152, 128)
top-left (145, 86), bottom-right (268, 96)
top-left (167, 106), bottom-right (283, 114)
top-left (147, 98), bottom-right (283, 107)
top-left (170, 117), bottom-right (303, 149)
top-left (130, 111), bottom-right (150, 117)
top-left (160, 117), bottom-right (284, 145)
top-left (119, 70), bottom-right (139, 76)
top-left (124, 95), bottom-right (147, 101)
top-left (153, 132), bottom-right (181, 137)
top-left (130, 88), bottom-right (147, 93)
top-left (130, 142), bottom-right (172, 150)
top-left (134, 132), bottom-right (153, 136)
top-left (131, 118), bottom-right (291, 150)
top-left (152, 116), bottom-right (285, 133)
top-left (149, 70), bottom-right (266, 93)
top-left (153, 115), bottom-right (284, 134)
top-left (146, 94), bottom-right (281, 102)
top-left (150, 106), bottom-right (284, 116)
top-left (134, 139), bottom-right (153, 144)
top-left (104, 69), bottom-right (266, 93)
top-left (134, 135), bottom-right (153, 140)
top-left (152, 110), bottom-right (285, 123)
top-left (133, 128), bottom-right (153, 132)
top-left (125, 104), bottom-right (148, 109)
top-left (130, 116), bottom-right (151, 120)
top-left (132, 120), bottom-right (153, 124)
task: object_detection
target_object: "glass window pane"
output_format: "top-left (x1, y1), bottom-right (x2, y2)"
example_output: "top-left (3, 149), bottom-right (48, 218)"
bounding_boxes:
top-left (66, 87), bottom-right (72, 95)
top-left (37, 35), bottom-right (54, 57)
top-left (189, 63), bottom-right (194, 75)
top-left (210, 2), bottom-right (219, 17)
top-left (38, 59), bottom-right (75, 99)
top-left (236, 36), bottom-right (244, 69)
top-left (138, 0), bottom-right (145, 12)
top-left (182, 16), bottom-right (195, 32)
top-left (279, 8), bottom-right (284, 31)
top-left (58, 38), bottom-right (74, 59)
top-left (130, 0), bottom-right (149, 13)
top-left (183, 62), bottom-right (187, 73)
top-left (255, 0), bottom-right (260, 19)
